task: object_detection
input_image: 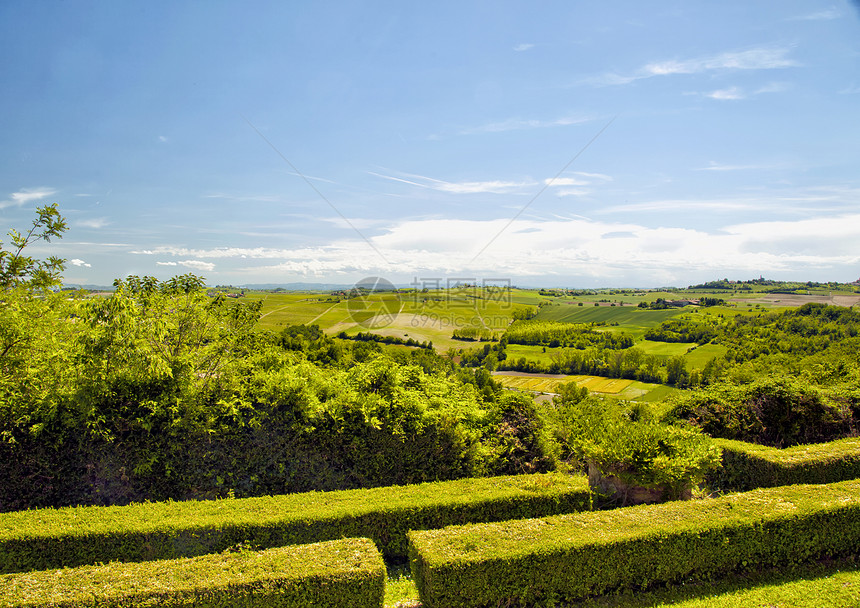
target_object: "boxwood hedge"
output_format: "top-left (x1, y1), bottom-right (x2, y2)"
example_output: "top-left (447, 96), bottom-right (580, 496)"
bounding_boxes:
top-left (712, 437), bottom-right (860, 490)
top-left (0, 471), bottom-right (590, 573)
top-left (0, 538), bottom-right (384, 608)
top-left (408, 479), bottom-right (860, 607)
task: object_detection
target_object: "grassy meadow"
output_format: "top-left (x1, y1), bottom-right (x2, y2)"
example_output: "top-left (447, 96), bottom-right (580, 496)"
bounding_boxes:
top-left (247, 287), bottom-right (546, 352)
top-left (242, 284), bottom-right (857, 405)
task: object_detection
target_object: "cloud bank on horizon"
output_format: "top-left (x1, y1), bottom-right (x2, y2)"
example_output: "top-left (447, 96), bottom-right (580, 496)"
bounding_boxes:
top-left (1, 1), bottom-right (858, 287)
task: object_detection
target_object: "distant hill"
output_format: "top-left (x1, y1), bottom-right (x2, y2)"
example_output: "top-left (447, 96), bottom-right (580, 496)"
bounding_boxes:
top-left (239, 282), bottom-right (355, 292)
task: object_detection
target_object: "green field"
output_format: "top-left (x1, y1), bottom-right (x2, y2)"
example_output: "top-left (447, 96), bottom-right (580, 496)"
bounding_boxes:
top-left (244, 288), bottom-right (548, 352)
top-left (493, 373), bottom-right (675, 402)
top-left (535, 304), bottom-right (684, 339)
top-left (684, 342), bottom-right (728, 369)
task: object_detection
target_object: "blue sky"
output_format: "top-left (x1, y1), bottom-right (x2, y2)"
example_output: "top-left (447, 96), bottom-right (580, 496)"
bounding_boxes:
top-left (2, 1), bottom-right (859, 288)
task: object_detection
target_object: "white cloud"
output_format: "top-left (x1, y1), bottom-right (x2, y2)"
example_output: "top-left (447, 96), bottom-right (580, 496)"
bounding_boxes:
top-left (513, 43), bottom-right (534, 52)
top-left (787, 8), bottom-right (840, 21)
top-left (158, 135), bottom-right (168, 143)
top-left (571, 171), bottom-right (612, 182)
top-left (369, 171), bottom-right (536, 194)
top-left (644, 47), bottom-right (798, 75)
top-left (152, 213), bottom-right (860, 285)
top-left (697, 161), bottom-right (776, 172)
top-left (589, 46), bottom-right (799, 86)
top-left (754, 81), bottom-right (790, 94)
top-left (156, 259), bottom-right (216, 272)
top-left (76, 218), bottom-right (110, 229)
top-left (700, 81), bottom-right (788, 101)
top-left (0, 187), bottom-right (57, 209)
top-left (546, 177), bottom-right (590, 186)
top-left (555, 188), bottom-right (591, 198)
top-left (706, 86), bottom-right (745, 100)
top-left (69, 258), bottom-right (91, 268)
top-left (461, 115), bottom-right (591, 134)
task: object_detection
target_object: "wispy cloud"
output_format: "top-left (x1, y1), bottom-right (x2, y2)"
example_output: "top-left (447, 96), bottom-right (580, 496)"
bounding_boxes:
top-left (787, 8), bottom-right (840, 21)
top-left (69, 258), bottom-right (91, 268)
top-left (203, 193), bottom-right (285, 203)
top-left (224, 213), bottom-right (860, 283)
top-left (700, 81), bottom-right (789, 101)
top-left (460, 114), bottom-right (592, 135)
top-left (369, 170), bottom-right (536, 194)
top-left (158, 135), bottom-right (169, 143)
top-left (76, 218), bottom-right (110, 229)
top-left (546, 177), bottom-right (590, 187)
top-left (588, 46), bottom-right (799, 86)
top-left (706, 86), bottom-right (745, 100)
top-left (131, 208), bottom-right (860, 284)
top-left (697, 161), bottom-right (778, 172)
top-left (513, 43), bottom-right (534, 52)
top-left (0, 187), bottom-right (57, 209)
top-left (156, 259), bottom-right (216, 272)
top-left (600, 186), bottom-right (860, 215)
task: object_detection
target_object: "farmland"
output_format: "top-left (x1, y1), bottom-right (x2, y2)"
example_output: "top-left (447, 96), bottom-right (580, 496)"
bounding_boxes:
top-left (493, 371), bottom-right (674, 403)
top-left (240, 281), bottom-right (860, 401)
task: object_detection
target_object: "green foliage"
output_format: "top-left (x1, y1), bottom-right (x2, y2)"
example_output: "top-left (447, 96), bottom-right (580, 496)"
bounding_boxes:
top-left (0, 539), bottom-right (385, 608)
top-left (553, 394), bottom-right (721, 496)
top-left (711, 437), bottom-right (860, 491)
top-left (0, 472), bottom-right (590, 572)
top-left (408, 479), bottom-right (860, 607)
top-left (0, 276), bottom-right (558, 510)
top-left (647, 303), bottom-right (860, 376)
top-left (645, 316), bottom-right (717, 343)
top-left (504, 320), bottom-right (634, 349)
top-left (452, 326), bottom-right (497, 341)
top-left (0, 203), bottom-right (67, 291)
top-left (667, 374), bottom-right (858, 447)
top-left (484, 392), bottom-right (561, 475)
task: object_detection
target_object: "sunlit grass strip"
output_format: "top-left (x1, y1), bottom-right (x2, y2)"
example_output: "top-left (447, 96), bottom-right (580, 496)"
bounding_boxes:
top-left (563, 557), bottom-right (860, 607)
top-left (0, 472), bottom-right (591, 573)
top-left (714, 437), bottom-right (860, 491)
top-left (0, 538), bottom-right (384, 608)
top-left (496, 374), bottom-right (634, 394)
top-left (408, 479), bottom-right (860, 608)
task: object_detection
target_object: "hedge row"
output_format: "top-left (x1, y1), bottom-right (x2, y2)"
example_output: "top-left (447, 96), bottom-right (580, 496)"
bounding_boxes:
top-left (0, 538), bottom-right (384, 608)
top-left (0, 472), bottom-right (591, 573)
top-left (712, 437), bottom-right (860, 490)
top-left (408, 479), bottom-right (860, 608)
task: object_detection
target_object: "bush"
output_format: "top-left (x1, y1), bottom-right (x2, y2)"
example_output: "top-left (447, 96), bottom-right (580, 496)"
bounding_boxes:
top-left (408, 479), bottom-right (860, 607)
top-left (554, 396), bottom-right (722, 502)
top-left (712, 437), bottom-right (860, 491)
top-left (667, 375), bottom-right (858, 447)
top-left (0, 538), bottom-right (385, 608)
top-left (0, 472), bottom-right (591, 572)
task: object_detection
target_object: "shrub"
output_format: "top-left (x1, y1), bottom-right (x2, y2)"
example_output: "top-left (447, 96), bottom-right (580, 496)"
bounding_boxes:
top-left (555, 396), bottom-right (722, 502)
top-left (408, 479), bottom-right (860, 607)
top-left (712, 437), bottom-right (860, 491)
top-left (0, 472), bottom-right (591, 573)
top-left (667, 375), bottom-right (858, 447)
top-left (0, 538), bottom-right (384, 608)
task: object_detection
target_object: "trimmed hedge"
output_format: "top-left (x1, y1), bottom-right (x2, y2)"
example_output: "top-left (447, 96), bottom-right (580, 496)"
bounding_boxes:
top-left (408, 479), bottom-right (860, 607)
top-left (713, 437), bottom-right (860, 490)
top-left (0, 538), bottom-right (384, 608)
top-left (0, 472), bottom-right (590, 573)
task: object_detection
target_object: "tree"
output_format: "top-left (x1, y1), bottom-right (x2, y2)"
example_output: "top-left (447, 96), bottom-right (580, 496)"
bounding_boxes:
top-left (0, 203), bottom-right (67, 290)
top-left (666, 355), bottom-right (689, 387)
